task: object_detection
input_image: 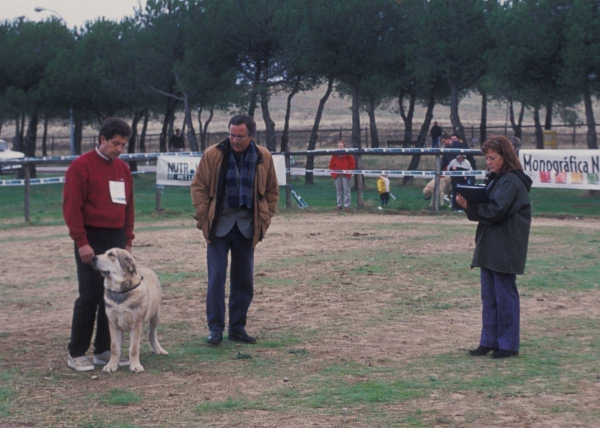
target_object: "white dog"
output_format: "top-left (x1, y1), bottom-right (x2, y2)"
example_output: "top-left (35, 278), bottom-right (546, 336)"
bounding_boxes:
top-left (423, 176), bottom-right (452, 208)
top-left (92, 248), bottom-right (168, 373)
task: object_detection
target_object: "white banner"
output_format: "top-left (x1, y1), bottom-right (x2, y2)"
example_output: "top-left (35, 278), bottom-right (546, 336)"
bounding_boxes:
top-left (156, 154), bottom-right (286, 187)
top-left (520, 149), bottom-right (600, 189)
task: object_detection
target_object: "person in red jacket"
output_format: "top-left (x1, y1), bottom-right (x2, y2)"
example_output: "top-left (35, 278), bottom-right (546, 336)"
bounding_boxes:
top-left (63, 117), bottom-right (134, 371)
top-left (328, 140), bottom-right (356, 209)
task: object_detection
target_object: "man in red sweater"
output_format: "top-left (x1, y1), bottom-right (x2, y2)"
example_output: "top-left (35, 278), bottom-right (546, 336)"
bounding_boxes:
top-left (63, 117), bottom-right (134, 371)
top-left (328, 140), bottom-right (356, 210)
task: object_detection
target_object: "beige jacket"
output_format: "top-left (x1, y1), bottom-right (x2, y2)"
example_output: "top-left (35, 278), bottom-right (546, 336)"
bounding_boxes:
top-left (190, 140), bottom-right (279, 248)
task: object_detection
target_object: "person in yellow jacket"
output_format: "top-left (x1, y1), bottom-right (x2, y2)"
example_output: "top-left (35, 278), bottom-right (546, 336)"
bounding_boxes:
top-left (376, 173), bottom-right (390, 210)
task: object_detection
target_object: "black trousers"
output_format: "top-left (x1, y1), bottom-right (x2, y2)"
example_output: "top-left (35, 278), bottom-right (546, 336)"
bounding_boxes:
top-left (68, 227), bottom-right (125, 358)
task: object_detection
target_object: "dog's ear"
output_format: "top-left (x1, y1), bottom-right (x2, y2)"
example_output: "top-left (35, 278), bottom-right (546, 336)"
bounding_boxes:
top-left (118, 252), bottom-right (137, 275)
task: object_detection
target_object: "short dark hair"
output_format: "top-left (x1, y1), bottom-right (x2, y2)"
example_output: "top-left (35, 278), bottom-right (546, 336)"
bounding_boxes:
top-left (99, 117), bottom-right (131, 144)
top-left (228, 114), bottom-right (256, 137)
top-left (482, 135), bottom-right (523, 172)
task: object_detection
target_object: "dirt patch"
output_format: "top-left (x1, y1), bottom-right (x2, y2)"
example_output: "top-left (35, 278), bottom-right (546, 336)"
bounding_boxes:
top-left (1, 213), bottom-right (599, 427)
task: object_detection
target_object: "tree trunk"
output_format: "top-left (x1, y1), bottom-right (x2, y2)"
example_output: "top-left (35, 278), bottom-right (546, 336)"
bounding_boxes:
top-left (139, 110), bottom-right (149, 153)
top-left (259, 84), bottom-right (277, 152)
top-left (198, 104), bottom-right (215, 151)
top-left (305, 76), bottom-right (334, 185)
top-left (128, 111), bottom-right (144, 172)
top-left (281, 76), bottom-right (302, 153)
top-left (403, 89), bottom-right (435, 185)
top-left (74, 112), bottom-right (83, 155)
top-left (367, 98), bottom-right (380, 149)
top-left (533, 105), bottom-right (544, 149)
top-left (509, 97), bottom-right (524, 139)
top-left (398, 88), bottom-right (415, 149)
top-left (19, 112), bottom-right (39, 178)
top-left (41, 115), bottom-right (49, 157)
top-left (479, 89), bottom-right (487, 144)
top-left (183, 95), bottom-right (199, 151)
top-left (544, 101), bottom-right (553, 130)
top-left (14, 113), bottom-right (25, 152)
top-left (583, 82), bottom-right (598, 149)
top-left (351, 83), bottom-right (363, 207)
top-left (247, 62), bottom-right (262, 117)
top-left (20, 113), bottom-right (26, 150)
top-left (160, 98), bottom-right (177, 153)
top-left (448, 80), bottom-right (465, 142)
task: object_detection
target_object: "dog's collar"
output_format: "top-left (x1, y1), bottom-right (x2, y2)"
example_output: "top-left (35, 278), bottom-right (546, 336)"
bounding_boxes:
top-left (113, 276), bottom-right (144, 294)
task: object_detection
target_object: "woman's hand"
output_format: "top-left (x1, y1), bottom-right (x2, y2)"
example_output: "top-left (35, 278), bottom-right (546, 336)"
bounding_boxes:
top-left (456, 194), bottom-right (468, 210)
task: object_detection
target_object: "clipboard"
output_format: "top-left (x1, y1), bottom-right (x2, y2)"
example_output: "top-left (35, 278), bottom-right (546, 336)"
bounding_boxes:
top-left (456, 184), bottom-right (489, 203)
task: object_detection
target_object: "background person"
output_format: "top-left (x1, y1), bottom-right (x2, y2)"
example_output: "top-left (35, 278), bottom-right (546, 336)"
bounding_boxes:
top-left (328, 140), bottom-right (356, 210)
top-left (430, 121), bottom-right (443, 148)
top-left (169, 128), bottom-right (185, 152)
top-left (456, 135), bottom-right (532, 359)
top-left (451, 133), bottom-right (477, 170)
top-left (63, 117), bottom-right (134, 371)
top-left (447, 153), bottom-right (473, 211)
top-left (376, 173), bottom-right (390, 210)
top-left (190, 114), bottom-right (279, 345)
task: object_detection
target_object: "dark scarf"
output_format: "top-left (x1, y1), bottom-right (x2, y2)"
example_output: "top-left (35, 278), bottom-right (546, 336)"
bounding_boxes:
top-left (226, 142), bottom-right (257, 208)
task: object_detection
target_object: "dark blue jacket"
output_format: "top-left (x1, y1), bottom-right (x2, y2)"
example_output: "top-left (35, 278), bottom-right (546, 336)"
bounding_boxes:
top-left (467, 170), bottom-right (533, 274)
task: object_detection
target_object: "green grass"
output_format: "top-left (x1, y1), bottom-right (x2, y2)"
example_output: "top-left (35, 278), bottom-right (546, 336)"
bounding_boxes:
top-left (2, 174), bottom-right (599, 227)
top-left (101, 388), bottom-right (142, 406)
top-left (194, 397), bottom-right (264, 413)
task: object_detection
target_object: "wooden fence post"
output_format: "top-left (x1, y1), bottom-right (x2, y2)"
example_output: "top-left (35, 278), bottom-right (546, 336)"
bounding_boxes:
top-left (285, 152), bottom-right (291, 209)
top-left (155, 185), bottom-right (164, 212)
top-left (433, 154), bottom-right (441, 213)
top-left (24, 163), bottom-right (31, 222)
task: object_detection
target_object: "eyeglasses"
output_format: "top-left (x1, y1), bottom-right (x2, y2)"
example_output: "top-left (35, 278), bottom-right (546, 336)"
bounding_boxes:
top-left (229, 133), bottom-right (248, 141)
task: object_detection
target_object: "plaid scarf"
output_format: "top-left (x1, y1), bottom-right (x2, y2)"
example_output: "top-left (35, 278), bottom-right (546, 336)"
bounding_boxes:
top-left (225, 142), bottom-right (257, 208)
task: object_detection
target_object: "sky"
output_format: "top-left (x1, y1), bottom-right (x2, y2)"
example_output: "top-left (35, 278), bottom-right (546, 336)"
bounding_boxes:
top-left (1, 0), bottom-right (147, 28)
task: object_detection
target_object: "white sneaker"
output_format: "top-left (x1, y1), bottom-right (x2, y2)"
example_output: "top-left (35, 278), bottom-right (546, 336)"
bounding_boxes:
top-left (93, 350), bottom-right (130, 367)
top-left (377, 206), bottom-right (383, 210)
top-left (67, 355), bottom-right (95, 372)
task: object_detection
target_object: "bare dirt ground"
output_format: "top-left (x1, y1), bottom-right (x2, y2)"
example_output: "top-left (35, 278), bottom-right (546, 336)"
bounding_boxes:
top-left (1, 213), bottom-right (600, 427)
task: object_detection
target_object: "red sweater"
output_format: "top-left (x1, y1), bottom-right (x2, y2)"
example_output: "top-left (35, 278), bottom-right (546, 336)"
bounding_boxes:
top-left (329, 154), bottom-right (356, 179)
top-left (63, 149), bottom-right (135, 248)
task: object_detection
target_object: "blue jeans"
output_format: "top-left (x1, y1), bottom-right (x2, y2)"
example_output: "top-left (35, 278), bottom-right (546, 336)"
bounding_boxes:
top-left (479, 267), bottom-right (520, 352)
top-left (206, 224), bottom-right (255, 334)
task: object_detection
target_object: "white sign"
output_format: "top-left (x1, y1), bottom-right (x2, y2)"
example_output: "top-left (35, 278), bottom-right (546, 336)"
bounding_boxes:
top-left (156, 154), bottom-right (286, 187)
top-left (520, 149), bottom-right (600, 189)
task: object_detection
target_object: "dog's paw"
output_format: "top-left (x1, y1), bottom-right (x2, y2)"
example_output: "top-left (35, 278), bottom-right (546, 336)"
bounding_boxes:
top-left (129, 363), bottom-right (145, 373)
top-left (153, 347), bottom-right (169, 355)
top-left (102, 363), bottom-right (119, 373)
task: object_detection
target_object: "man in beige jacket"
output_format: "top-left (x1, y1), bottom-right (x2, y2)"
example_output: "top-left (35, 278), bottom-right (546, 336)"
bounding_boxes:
top-left (191, 115), bottom-right (279, 345)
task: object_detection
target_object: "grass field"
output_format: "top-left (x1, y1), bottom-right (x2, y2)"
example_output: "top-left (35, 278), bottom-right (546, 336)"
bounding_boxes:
top-left (1, 212), bottom-right (599, 427)
top-left (1, 173), bottom-right (600, 228)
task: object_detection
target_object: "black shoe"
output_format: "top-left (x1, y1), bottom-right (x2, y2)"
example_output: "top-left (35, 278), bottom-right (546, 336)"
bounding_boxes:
top-left (207, 331), bottom-right (223, 345)
top-left (468, 345), bottom-right (497, 356)
top-left (228, 330), bottom-right (257, 344)
top-left (491, 349), bottom-right (519, 359)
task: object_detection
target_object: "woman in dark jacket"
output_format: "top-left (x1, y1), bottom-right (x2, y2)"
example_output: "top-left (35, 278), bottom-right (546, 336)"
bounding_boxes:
top-left (456, 136), bottom-right (532, 359)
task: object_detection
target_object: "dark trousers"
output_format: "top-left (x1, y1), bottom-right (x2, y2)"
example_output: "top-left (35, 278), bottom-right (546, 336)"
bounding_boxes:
top-left (68, 227), bottom-right (125, 357)
top-left (206, 224), bottom-right (254, 334)
top-left (479, 267), bottom-right (520, 352)
top-left (379, 193), bottom-right (390, 206)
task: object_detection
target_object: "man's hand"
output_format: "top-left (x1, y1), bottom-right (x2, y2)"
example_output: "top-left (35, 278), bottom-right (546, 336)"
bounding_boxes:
top-left (78, 245), bottom-right (95, 264)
